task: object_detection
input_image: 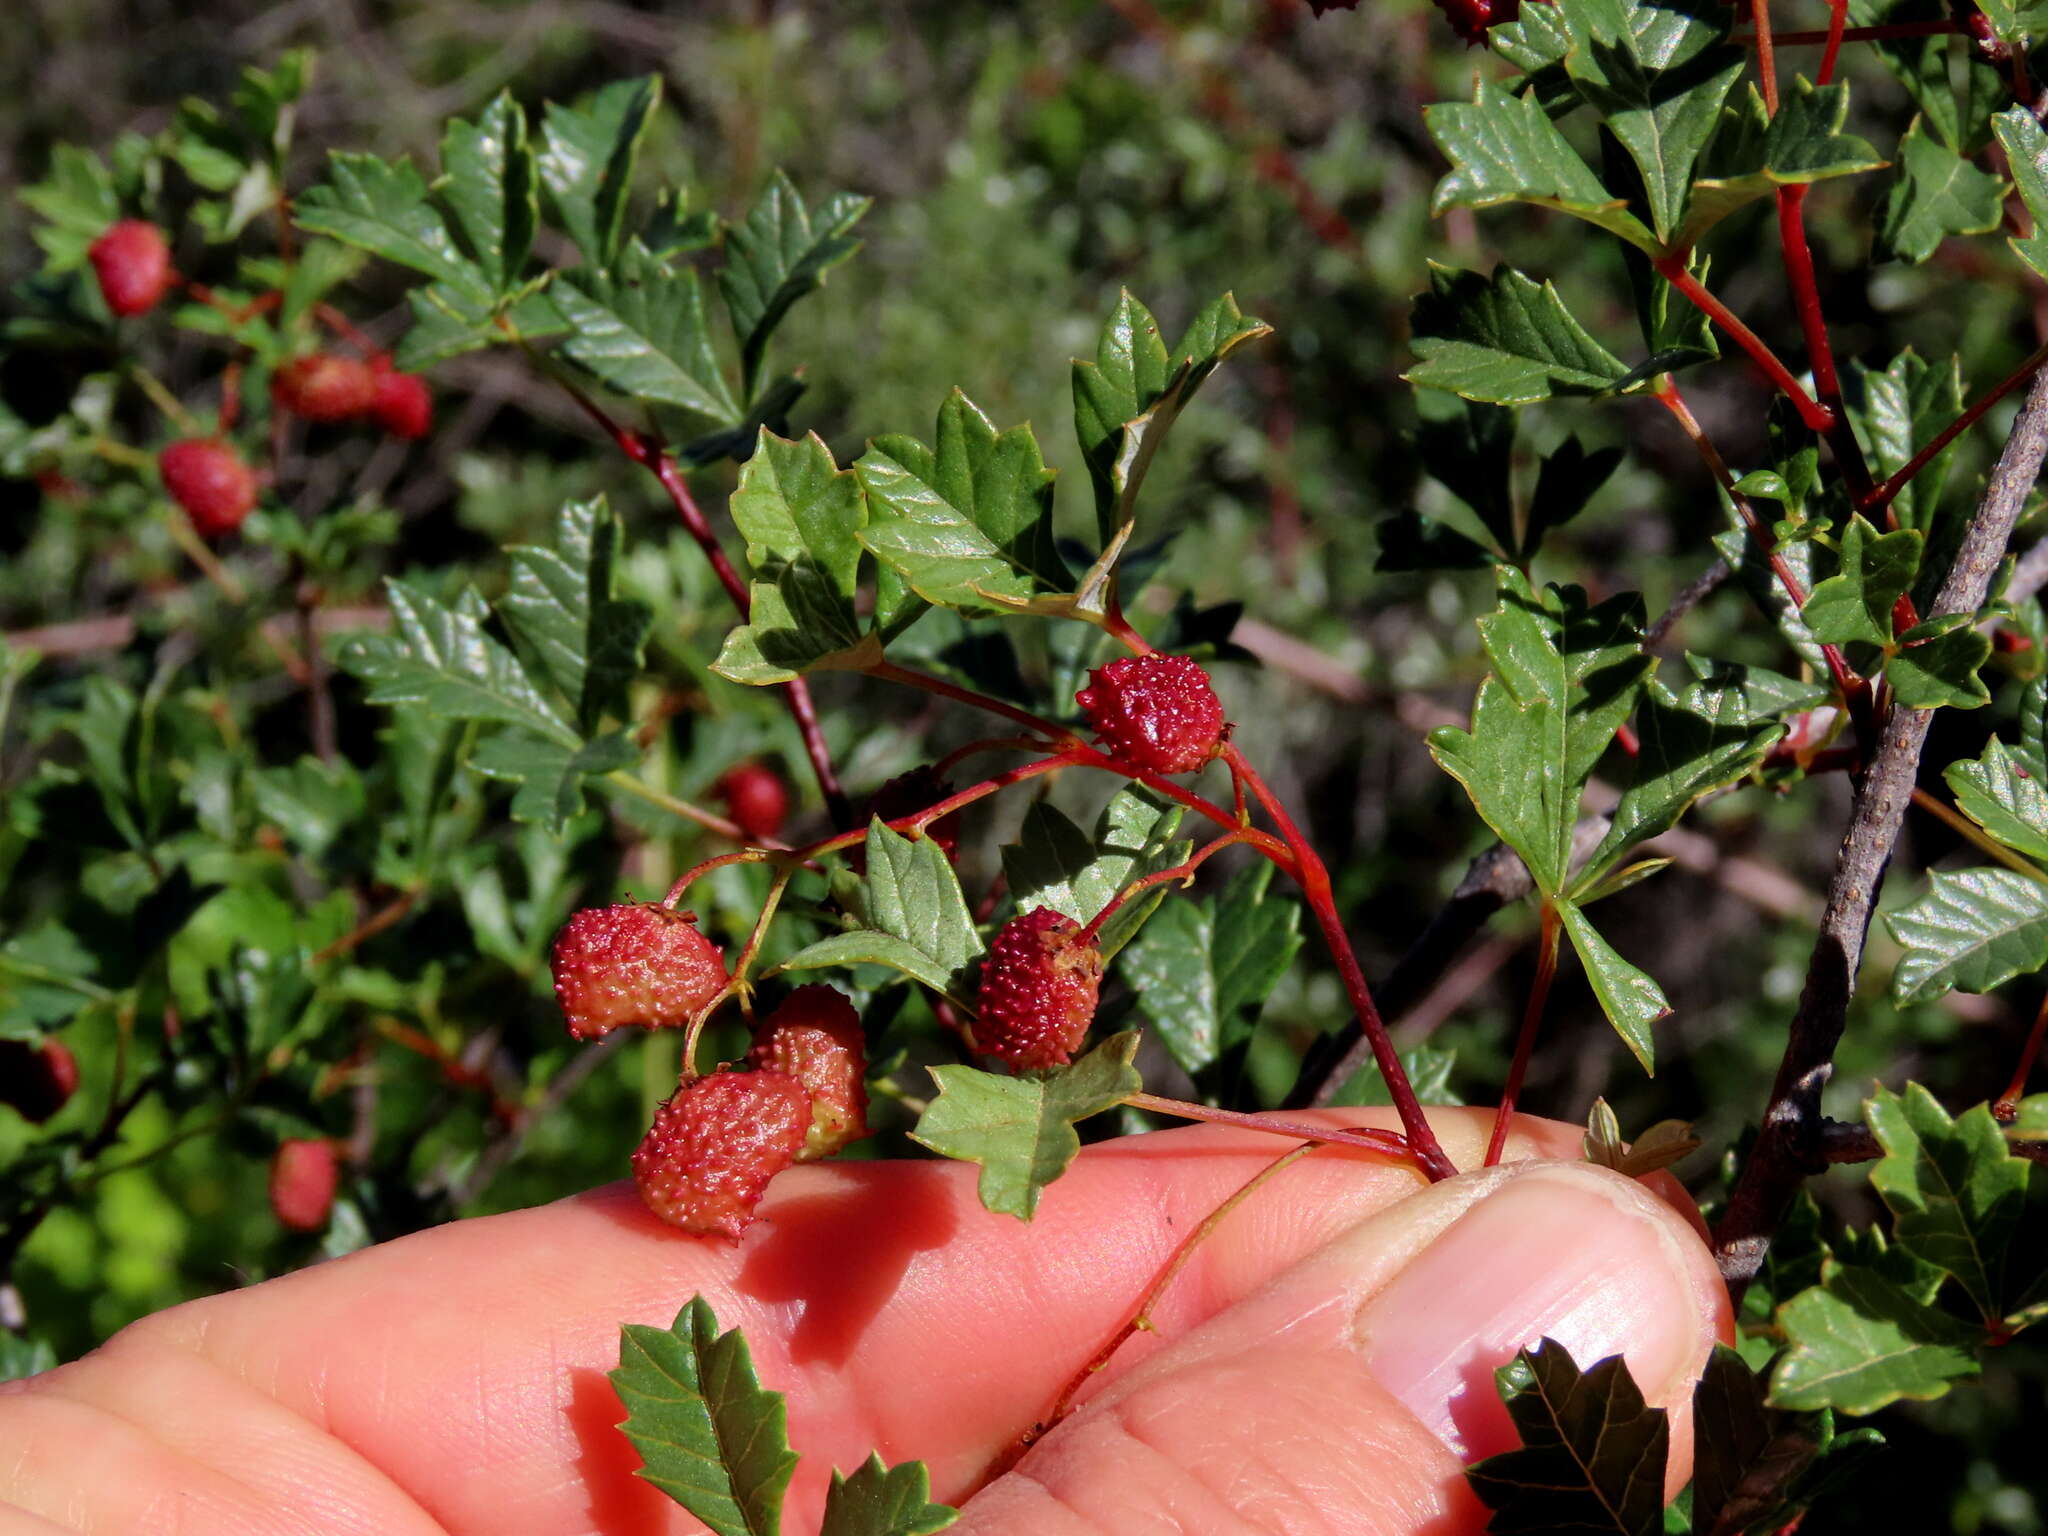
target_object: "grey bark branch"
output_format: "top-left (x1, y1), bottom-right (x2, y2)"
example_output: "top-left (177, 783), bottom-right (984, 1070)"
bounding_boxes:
top-left (1712, 367), bottom-right (2048, 1292)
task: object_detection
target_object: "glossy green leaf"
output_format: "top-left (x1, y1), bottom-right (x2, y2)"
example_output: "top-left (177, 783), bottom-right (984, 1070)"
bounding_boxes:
top-left (1847, 351), bottom-right (1965, 531)
top-left (1887, 618), bottom-right (1991, 710)
top-left (1407, 264), bottom-right (1632, 405)
top-left (471, 728), bottom-right (639, 832)
top-left (855, 390), bottom-right (1066, 611)
top-left (501, 497), bottom-right (651, 732)
top-left (911, 1032), bottom-right (1143, 1219)
top-left (1001, 787), bottom-right (1187, 962)
top-left (537, 76), bottom-right (661, 269)
top-left (1683, 80), bottom-right (1886, 248)
top-left (719, 170), bottom-right (871, 392)
top-left (1888, 866), bottom-right (2048, 999)
top-left (1466, 1339), bottom-right (1669, 1535)
top-left (1770, 1263), bottom-right (1981, 1413)
top-left (438, 92), bottom-right (536, 296)
top-left (1977, 0), bottom-right (2048, 44)
top-left (1946, 739), bottom-right (2048, 861)
top-left (1425, 82), bottom-right (1656, 250)
top-left (1560, 900), bottom-right (1669, 1072)
top-left (296, 152), bottom-right (491, 304)
top-left (1682, 653), bottom-right (1831, 718)
top-left (819, 1455), bottom-right (958, 1536)
top-left (247, 757), bottom-right (366, 860)
top-left (1325, 1044), bottom-right (1462, 1108)
top-left (553, 266), bottom-right (741, 421)
top-left (1713, 523), bottom-right (1828, 675)
top-left (1118, 860), bottom-right (1305, 1077)
top-left (1995, 110), bottom-right (2048, 282)
top-left (1879, 118), bottom-right (2006, 265)
top-left (776, 820), bottom-right (981, 996)
top-left (1429, 568), bottom-right (1650, 895)
top-left (1414, 399), bottom-right (1517, 555)
top-left (1801, 516), bottom-right (1922, 650)
top-left (612, 1297), bottom-right (797, 1535)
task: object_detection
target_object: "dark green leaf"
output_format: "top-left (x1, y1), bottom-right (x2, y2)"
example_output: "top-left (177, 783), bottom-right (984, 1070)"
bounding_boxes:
top-left (1995, 109), bottom-right (2048, 282)
top-left (1425, 83), bottom-right (1656, 249)
top-left (1001, 787), bottom-right (1186, 963)
top-left (1682, 654), bottom-right (1831, 718)
top-left (1325, 1044), bottom-right (1462, 1108)
top-left (1888, 616), bottom-right (1992, 709)
top-left (1683, 79), bottom-right (1885, 247)
top-left (776, 820), bottom-right (981, 995)
top-left (1415, 399), bottom-right (1517, 555)
top-left (856, 390), bottom-right (1066, 611)
top-left (0, 1335), bottom-right (57, 1383)
top-left (1523, 438), bottom-right (1623, 560)
top-left (19, 145), bottom-right (121, 269)
top-left (1946, 739), bottom-right (2048, 861)
top-left (819, 1455), bottom-right (958, 1536)
top-left (1466, 1339), bottom-right (1669, 1535)
top-left (537, 76), bottom-right (661, 269)
top-left (612, 1296), bottom-right (797, 1534)
top-left (1879, 118), bottom-right (2006, 265)
top-left (1888, 866), bottom-right (2048, 999)
top-left (1801, 515), bottom-right (1921, 650)
top-left (472, 728), bottom-right (638, 833)
top-left (554, 267), bottom-right (741, 421)
top-left (1846, 351), bottom-right (1965, 531)
top-left (1978, 0), bottom-right (2048, 44)
top-left (1407, 263), bottom-right (1632, 406)
top-left (719, 170), bottom-right (871, 392)
top-left (501, 497), bottom-right (652, 731)
top-left (1770, 1263), bottom-right (1981, 1413)
top-left (438, 92), bottom-right (536, 296)
top-left (296, 152), bottom-right (491, 305)
top-left (911, 1032), bottom-right (1143, 1219)
top-left (248, 757), bottom-right (366, 860)
top-left (1560, 900), bottom-right (1669, 1072)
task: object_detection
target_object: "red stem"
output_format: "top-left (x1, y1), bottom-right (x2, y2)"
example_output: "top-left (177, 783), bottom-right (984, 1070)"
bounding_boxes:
top-left (1485, 901), bottom-right (1562, 1167)
top-left (1656, 255), bottom-right (1834, 432)
top-left (1816, 0), bottom-right (1851, 82)
top-left (1996, 990), bottom-right (2048, 1119)
top-left (1777, 186), bottom-right (1877, 506)
top-left (1860, 339), bottom-right (2048, 518)
top-left (1122, 1093), bottom-right (1415, 1159)
top-left (1749, 0), bottom-right (1780, 113)
top-left (1078, 831), bottom-right (1254, 943)
top-left (799, 754), bottom-right (1079, 861)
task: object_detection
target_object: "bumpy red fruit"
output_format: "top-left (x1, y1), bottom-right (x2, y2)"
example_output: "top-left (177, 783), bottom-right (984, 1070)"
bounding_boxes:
top-left (550, 903), bottom-right (727, 1041)
top-left (269, 1138), bottom-right (338, 1232)
top-left (158, 438), bottom-right (258, 536)
top-left (1076, 654), bottom-right (1226, 775)
top-left (716, 761), bottom-right (791, 844)
top-left (0, 1039), bottom-right (79, 1124)
top-left (748, 985), bottom-right (868, 1159)
top-left (975, 907), bottom-right (1104, 1070)
top-left (632, 1067), bottom-right (812, 1237)
top-left (88, 220), bottom-right (172, 317)
top-left (372, 368), bottom-right (433, 439)
top-left (273, 353), bottom-right (379, 422)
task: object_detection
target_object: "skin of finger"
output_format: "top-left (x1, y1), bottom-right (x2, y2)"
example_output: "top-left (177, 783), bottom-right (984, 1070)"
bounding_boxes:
top-left (0, 1110), bottom-right (1669, 1535)
top-left (956, 1162), bottom-right (1732, 1536)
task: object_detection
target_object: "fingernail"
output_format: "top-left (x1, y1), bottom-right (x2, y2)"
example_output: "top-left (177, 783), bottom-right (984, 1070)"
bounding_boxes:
top-left (1353, 1165), bottom-right (1699, 1462)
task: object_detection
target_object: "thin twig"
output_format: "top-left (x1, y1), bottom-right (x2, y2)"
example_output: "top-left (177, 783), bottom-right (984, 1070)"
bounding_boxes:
top-left (1713, 367), bottom-right (2048, 1293)
top-left (1644, 559), bottom-right (1732, 650)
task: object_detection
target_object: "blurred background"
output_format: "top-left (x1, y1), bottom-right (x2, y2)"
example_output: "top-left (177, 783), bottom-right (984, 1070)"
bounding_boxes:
top-left (4, 2), bottom-right (2045, 1529)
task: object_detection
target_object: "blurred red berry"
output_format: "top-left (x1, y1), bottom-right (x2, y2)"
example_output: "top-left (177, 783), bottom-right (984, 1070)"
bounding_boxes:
top-left (372, 368), bottom-right (433, 439)
top-left (273, 353), bottom-right (379, 422)
top-left (0, 1040), bottom-right (79, 1124)
top-left (158, 438), bottom-right (258, 537)
top-left (88, 220), bottom-right (172, 317)
top-left (269, 1139), bottom-right (338, 1232)
top-left (716, 761), bottom-right (791, 844)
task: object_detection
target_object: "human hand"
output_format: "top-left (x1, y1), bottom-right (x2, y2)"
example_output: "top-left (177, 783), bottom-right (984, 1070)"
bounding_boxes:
top-left (0, 1107), bottom-right (1729, 1535)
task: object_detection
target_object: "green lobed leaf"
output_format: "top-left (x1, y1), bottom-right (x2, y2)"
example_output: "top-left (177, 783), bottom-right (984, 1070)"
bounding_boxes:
top-left (553, 266), bottom-right (741, 421)
top-left (471, 728), bottom-right (638, 833)
top-left (1425, 82), bottom-right (1657, 250)
top-left (1847, 351), bottom-right (1965, 532)
top-left (438, 91), bottom-right (536, 297)
top-left (1414, 399), bottom-right (1517, 556)
top-left (1001, 787), bottom-right (1187, 963)
top-left (247, 756), bottom-right (367, 860)
top-left (855, 390), bottom-right (1067, 611)
top-left (1466, 1339), bottom-right (1669, 1535)
top-left (819, 1455), bottom-right (959, 1536)
top-left (1866, 1082), bottom-right (2035, 1322)
top-left (501, 497), bottom-right (652, 732)
top-left (1428, 567), bottom-right (1650, 895)
top-left (1801, 515), bottom-right (1922, 651)
top-left (1688, 1346), bottom-right (1880, 1536)
top-left (19, 145), bottom-right (121, 270)
top-left (1523, 438), bottom-right (1624, 562)
top-left (1946, 739), bottom-right (2048, 861)
top-left (776, 820), bottom-right (981, 996)
top-left (911, 1032), bottom-right (1144, 1219)
top-left (1887, 865), bottom-right (2048, 999)
top-left (1850, 0), bottom-right (1973, 152)
top-left (334, 580), bottom-right (578, 748)
top-left (1580, 674), bottom-right (1783, 889)
top-left (295, 151), bottom-right (491, 305)
top-left (1118, 860), bottom-right (1305, 1078)
top-left (1886, 618), bottom-right (1992, 710)
top-left (1995, 110), bottom-right (2048, 282)
top-left (1879, 118), bottom-right (2006, 266)
top-left (1770, 1263), bottom-right (1982, 1413)
top-left (1406, 263), bottom-right (1632, 405)
top-left (1559, 901), bottom-right (1669, 1073)
top-left (719, 170), bottom-right (871, 393)
top-left (1978, 0), bottom-right (2048, 44)
top-left (611, 1296), bottom-right (798, 1535)
top-left (537, 76), bottom-right (661, 269)
top-left (1681, 79), bottom-right (1886, 248)
top-left (1683, 653), bottom-right (1830, 719)
top-left (1551, 0), bottom-right (1745, 244)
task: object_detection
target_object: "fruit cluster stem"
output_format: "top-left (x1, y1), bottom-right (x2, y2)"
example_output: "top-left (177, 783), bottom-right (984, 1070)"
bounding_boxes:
top-left (1484, 899), bottom-right (1562, 1168)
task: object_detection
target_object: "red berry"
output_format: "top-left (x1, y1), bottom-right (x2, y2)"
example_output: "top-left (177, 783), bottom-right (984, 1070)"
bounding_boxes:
top-left (272, 353), bottom-right (379, 422)
top-left (1995, 627), bottom-right (2035, 655)
top-left (716, 761), bottom-right (791, 844)
top-left (632, 1067), bottom-right (812, 1238)
top-left (975, 907), bottom-right (1104, 1070)
top-left (372, 368), bottom-right (433, 439)
top-left (550, 903), bottom-right (728, 1042)
top-left (748, 985), bottom-right (868, 1160)
top-left (1076, 654), bottom-right (1227, 775)
top-left (1433, 0), bottom-right (1517, 42)
top-left (0, 1039), bottom-right (79, 1124)
top-left (158, 438), bottom-right (258, 537)
top-left (869, 766), bottom-right (963, 860)
top-left (269, 1139), bottom-right (338, 1232)
top-left (88, 220), bottom-right (172, 318)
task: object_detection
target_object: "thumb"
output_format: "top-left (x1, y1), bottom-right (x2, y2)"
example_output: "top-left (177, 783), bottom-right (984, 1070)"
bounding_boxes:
top-left (954, 1158), bottom-right (1732, 1536)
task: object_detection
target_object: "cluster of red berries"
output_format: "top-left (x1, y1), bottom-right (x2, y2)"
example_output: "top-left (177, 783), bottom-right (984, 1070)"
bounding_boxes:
top-left (550, 903), bottom-right (870, 1237)
top-left (273, 352), bottom-right (432, 440)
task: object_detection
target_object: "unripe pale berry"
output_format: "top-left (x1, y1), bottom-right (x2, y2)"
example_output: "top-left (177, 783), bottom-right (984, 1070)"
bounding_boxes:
top-left (88, 220), bottom-right (172, 317)
top-left (270, 1138), bottom-right (338, 1232)
top-left (1076, 654), bottom-right (1227, 775)
top-left (158, 438), bottom-right (258, 537)
top-left (632, 1067), bottom-right (812, 1238)
top-left (273, 353), bottom-right (379, 422)
top-left (975, 907), bottom-right (1104, 1070)
top-left (747, 985), bottom-right (868, 1159)
top-left (550, 903), bottom-right (728, 1041)
top-left (716, 761), bottom-right (791, 844)
top-left (371, 368), bottom-right (433, 439)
